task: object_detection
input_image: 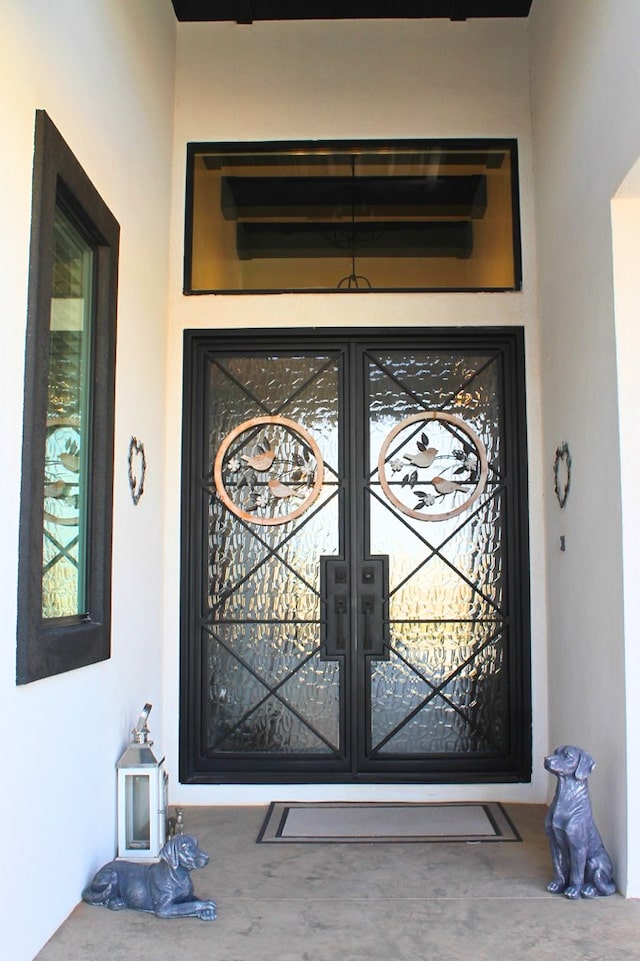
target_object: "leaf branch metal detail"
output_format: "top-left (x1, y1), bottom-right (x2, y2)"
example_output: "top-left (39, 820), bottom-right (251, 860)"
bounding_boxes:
top-left (213, 416), bottom-right (324, 526)
top-left (378, 412), bottom-right (488, 522)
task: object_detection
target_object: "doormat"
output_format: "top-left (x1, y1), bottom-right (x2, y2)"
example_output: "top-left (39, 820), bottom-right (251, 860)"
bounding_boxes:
top-left (257, 801), bottom-right (521, 844)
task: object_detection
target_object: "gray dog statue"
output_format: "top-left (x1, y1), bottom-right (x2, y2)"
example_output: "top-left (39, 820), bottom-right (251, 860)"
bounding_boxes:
top-left (82, 834), bottom-right (217, 920)
top-left (544, 745), bottom-right (616, 899)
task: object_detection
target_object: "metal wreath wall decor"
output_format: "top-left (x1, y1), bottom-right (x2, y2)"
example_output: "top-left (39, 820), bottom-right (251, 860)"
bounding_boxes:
top-left (553, 441), bottom-right (571, 509)
top-left (128, 436), bottom-right (147, 506)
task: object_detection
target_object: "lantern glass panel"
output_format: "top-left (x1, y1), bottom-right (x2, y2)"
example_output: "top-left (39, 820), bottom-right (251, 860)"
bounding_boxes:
top-left (125, 773), bottom-right (151, 849)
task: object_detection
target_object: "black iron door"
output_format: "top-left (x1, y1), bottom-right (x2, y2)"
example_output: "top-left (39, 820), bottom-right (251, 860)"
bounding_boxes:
top-left (180, 329), bottom-right (530, 783)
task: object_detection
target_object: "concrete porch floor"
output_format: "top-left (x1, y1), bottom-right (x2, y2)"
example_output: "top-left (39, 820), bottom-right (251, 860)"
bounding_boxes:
top-left (35, 804), bottom-right (640, 961)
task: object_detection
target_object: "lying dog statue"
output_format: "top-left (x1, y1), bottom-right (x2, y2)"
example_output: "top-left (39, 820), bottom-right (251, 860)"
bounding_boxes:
top-left (544, 745), bottom-right (616, 899)
top-left (83, 834), bottom-right (217, 920)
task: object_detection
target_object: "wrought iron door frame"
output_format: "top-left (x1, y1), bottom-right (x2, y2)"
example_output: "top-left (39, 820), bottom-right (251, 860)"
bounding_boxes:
top-left (180, 327), bottom-right (531, 784)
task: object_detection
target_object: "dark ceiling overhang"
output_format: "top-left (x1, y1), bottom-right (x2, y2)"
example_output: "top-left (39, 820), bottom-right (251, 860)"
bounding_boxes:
top-left (171, 2), bottom-right (533, 24)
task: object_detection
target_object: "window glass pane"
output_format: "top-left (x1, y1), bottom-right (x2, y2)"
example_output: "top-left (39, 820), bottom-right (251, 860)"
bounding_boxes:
top-left (42, 204), bottom-right (94, 618)
top-left (187, 141), bottom-right (521, 293)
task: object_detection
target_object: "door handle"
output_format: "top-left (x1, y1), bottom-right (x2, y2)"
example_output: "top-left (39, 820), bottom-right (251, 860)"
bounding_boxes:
top-left (362, 596), bottom-right (374, 650)
top-left (321, 557), bottom-right (350, 658)
top-left (335, 596), bottom-right (348, 649)
top-left (321, 556), bottom-right (389, 658)
top-left (358, 557), bottom-right (389, 658)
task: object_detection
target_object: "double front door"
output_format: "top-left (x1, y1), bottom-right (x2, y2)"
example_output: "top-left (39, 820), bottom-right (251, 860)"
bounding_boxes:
top-left (180, 328), bottom-right (530, 783)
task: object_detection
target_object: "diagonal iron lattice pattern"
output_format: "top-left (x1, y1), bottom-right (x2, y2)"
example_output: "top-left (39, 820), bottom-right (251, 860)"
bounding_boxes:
top-left (204, 352), bottom-right (343, 755)
top-left (365, 348), bottom-right (508, 758)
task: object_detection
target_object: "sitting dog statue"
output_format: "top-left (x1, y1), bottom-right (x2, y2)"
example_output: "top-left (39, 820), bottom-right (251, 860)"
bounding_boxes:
top-left (544, 745), bottom-right (616, 899)
top-left (83, 834), bottom-right (217, 920)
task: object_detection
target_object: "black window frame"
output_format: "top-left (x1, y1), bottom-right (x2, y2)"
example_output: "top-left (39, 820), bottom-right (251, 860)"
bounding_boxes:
top-left (16, 110), bottom-right (119, 684)
top-left (183, 138), bottom-right (523, 295)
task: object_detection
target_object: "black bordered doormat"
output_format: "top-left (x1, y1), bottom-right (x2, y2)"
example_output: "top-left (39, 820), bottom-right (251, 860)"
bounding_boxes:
top-left (257, 801), bottom-right (521, 844)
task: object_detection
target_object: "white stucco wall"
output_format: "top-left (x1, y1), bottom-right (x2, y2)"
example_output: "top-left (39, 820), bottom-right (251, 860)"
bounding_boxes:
top-left (8, 3), bottom-right (640, 954)
top-left (529, 0), bottom-right (640, 895)
top-left (612, 191), bottom-right (640, 897)
top-left (0, 3), bottom-right (176, 959)
top-left (164, 17), bottom-right (548, 808)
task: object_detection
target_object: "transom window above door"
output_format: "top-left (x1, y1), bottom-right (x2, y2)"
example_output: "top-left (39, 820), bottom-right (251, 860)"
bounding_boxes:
top-left (184, 140), bottom-right (522, 294)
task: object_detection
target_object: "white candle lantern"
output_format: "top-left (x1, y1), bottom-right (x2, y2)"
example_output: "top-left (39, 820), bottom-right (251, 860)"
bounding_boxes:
top-left (117, 703), bottom-right (168, 860)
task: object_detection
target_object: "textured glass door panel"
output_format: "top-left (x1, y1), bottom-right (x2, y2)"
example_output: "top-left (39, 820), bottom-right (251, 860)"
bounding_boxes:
top-left (361, 341), bottom-right (520, 775)
top-left (205, 629), bottom-right (341, 754)
top-left (368, 495), bottom-right (505, 620)
top-left (369, 626), bottom-right (507, 754)
top-left (196, 347), bottom-right (346, 772)
top-left (208, 355), bottom-right (340, 466)
top-left (206, 489), bottom-right (340, 615)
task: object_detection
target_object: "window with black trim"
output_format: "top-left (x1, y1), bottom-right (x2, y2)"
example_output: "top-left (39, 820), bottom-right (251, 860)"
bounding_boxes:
top-left (185, 139), bottom-right (522, 293)
top-left (16, 111), bottom-right (119, 684)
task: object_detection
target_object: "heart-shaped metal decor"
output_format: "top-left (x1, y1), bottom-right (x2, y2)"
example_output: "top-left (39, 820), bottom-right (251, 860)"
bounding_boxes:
top-left (128, 436), bottom-right (147, 506)
top-left (553, 441), bottom-right (571, 509)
